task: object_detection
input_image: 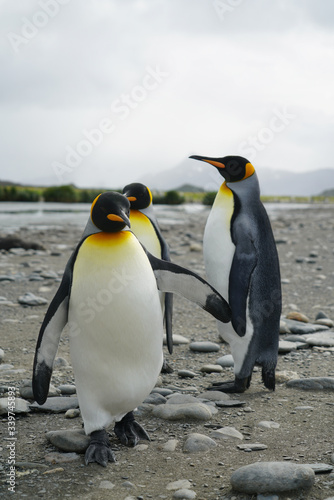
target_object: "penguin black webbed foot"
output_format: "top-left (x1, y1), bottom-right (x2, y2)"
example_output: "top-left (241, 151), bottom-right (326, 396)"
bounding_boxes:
top-left (85, 429), bottom-right (116, 467)
top-left (208, 375), bottom-right (251, 394)
top-left (114, 411), bottom-right (150, 447)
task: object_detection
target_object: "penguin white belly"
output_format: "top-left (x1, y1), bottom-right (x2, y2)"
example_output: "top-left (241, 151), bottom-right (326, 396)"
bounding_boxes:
top-left (68, 231), bottom-right (164, 435)
top-left (203, 185), bottom-right (253, 374)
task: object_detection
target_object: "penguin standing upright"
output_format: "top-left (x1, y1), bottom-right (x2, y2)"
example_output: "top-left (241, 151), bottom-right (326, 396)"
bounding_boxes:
top-left (190, 155), bottom-right (281, 393)
top-left (32, 191), bottom-right (231, 466)
top-left (122, 182), bottom-right (173, 355)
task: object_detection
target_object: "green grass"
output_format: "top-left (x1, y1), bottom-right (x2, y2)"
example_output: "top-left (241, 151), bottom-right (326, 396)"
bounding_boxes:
top-left (0, 184), bottom-right (333, 205)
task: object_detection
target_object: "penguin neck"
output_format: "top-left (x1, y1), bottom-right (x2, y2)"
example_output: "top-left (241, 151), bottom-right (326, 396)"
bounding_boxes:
top-left (225, 171), bottom-right (260, 200)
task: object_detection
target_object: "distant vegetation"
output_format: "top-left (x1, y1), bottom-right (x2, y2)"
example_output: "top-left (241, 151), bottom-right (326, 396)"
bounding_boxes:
top-left (0, 183), bottom-right (333, 205)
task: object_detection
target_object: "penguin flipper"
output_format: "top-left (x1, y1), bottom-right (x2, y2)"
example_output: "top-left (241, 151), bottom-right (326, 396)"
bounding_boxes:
top-left (146, 252), bottom-right (231, 323)
top-left (229, 237), bottom-right (257, 337)
top-left (164, 292), bottom-right (173, 354)
top-left (32, 244), bottom-right (81, 405)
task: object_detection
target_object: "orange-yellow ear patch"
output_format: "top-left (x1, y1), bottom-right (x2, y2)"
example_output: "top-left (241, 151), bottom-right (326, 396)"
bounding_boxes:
top-left (244, 163), bottom-right (255, 179)
top-left (107, 214), bottom-right (124, 222)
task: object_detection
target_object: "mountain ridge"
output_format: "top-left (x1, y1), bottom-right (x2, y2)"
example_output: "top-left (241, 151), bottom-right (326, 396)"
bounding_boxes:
top-left (138, 159), bottom-right (334, 196)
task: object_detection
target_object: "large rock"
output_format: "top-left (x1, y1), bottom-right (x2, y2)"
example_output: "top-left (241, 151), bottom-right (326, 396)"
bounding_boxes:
top-left (29, 397), bottom-right (79, 412)
top-left (230, 461), bottom-right (315, 494)
top-left (183, 433), bottom-right (217, 453)
top-left (286, 377), bottom-right (334, 390)
top-left (46, 429), bottom-right (90, 453)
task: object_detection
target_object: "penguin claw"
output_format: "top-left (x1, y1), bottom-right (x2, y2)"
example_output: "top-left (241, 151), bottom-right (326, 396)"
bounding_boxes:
top-left (114, 411), bottom-right (150, 447)
top-left (161, 359), bottom-right (173, 374)
top-left (85, 429), bottom-right (116, 466)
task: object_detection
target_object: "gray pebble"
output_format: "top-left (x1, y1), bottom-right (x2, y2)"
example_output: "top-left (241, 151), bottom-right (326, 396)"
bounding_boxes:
top-left (166, 479), bottom-right (192, 490)
top-left (278, 340), bottom-right (297, 353)
top-left (211, 427), bottom-right (243, 441)
top-left (286, 377), bottom-right (334, 390)
top-left (197, 390), bottom-right (230, 401)
top-left (216, 354), bottom-right (234, 367)
top-left (230, 461), bottom-right (315, 494)
top-left (58, 384), bottom-right (76, 395)
top-left (151, 387), bottom-right (174, 396)
top-left (152, 403), bottom-right (213, 421)
top-left (0, 348), bottom-right (4, 361)
top-left (200, 364), bottom-right (223, 373)
top-left (64, 408), bottom-right (80, 419)
top-left (159, 439), bottom-right (179, 452)
top-left (189, 341), bottom-right (220, 352)
top-left (46, 428), bottom-right (90, 453)
top-left (237, 443), bottom-right (268, 451)
top-left (173, 489), bottom-right (196, 499)
top-left (183, 433), bottom-right (217, 453)
top-left (40, 270), bottom-right (59, 279)
top-left (30, 396), bottom-right (79, 412)
top-left (18, 292), bottom-right (48, 306)
top-left (166, 393), bottom-right (199, 405)
top-left (143, 392), bottom-right (167, 405)
top-left (302, 463), bottom-right (333, 474)
top-left (305, 331), bottom-right (334, 347)
top-left (216, 399), bottom-right (246, 408)
top-left (178, 369), bottom-right (196, 378)
top-left (0, 397), bottom-right (30, 415)
top-left (164, 334), bottom-right (189, 345)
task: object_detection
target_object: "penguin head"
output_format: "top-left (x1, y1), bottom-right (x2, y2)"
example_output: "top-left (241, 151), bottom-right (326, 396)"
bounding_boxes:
top-left (122, 182), bottom-right (153, 209)
top-left (189, 155), bottom-right (255, 183)
top-left (90, 192), bottom-right (131, 232)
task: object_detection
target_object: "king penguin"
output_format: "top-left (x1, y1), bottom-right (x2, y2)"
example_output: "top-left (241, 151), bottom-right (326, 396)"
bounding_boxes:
top-left (189, 155), bottom-right (282, 393)
top-left (122, 182), bottom-right (173, 356)
top-left (32, 191), bottom-right (231, 466)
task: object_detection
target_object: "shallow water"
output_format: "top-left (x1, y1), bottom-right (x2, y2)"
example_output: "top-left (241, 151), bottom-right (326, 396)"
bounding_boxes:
top-left (0, 201), bottom-right (331, 233)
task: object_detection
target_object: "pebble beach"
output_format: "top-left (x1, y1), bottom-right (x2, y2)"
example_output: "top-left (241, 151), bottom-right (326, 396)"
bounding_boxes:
top-left (0, 202), bottom-right (334, 499)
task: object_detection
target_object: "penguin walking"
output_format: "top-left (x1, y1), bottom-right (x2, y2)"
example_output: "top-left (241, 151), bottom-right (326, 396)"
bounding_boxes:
top-left (122, 182), bottom-right (173, 357)
top-left (190, 155), bottom-right (281, 393)
top-left (33, 191), bottom-right (231, 466)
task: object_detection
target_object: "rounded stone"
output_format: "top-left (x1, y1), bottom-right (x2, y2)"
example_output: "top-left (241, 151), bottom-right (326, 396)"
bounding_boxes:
top-left (183, 433), bottom-right (217, 453)
top-left (173, 489), bottom-right (197, 499)
top-left (58, 384), bottom-right (76, 395)
top-left (189, 341), bottom-right (220, 353)
top-left (178, 370), bottom-right (196, 379)
top-left (230, 461), bottom-right (315, 494)
top-left (286, 311), bottom-right (309, 323)
top-left (152, 403), bottom-right (212, 421)
top-left (211, 427), bottom-right (243, 441)
top-left (46, 429), bottom-right (90, 453)
top-left (200, 364), bottom-right (223, 373)
top-left (216, 354), bottom-right (234, 367)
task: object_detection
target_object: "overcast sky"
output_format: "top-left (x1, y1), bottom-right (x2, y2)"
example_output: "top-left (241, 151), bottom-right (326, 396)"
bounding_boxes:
top-left (1, 0), bottom-right (334, 188)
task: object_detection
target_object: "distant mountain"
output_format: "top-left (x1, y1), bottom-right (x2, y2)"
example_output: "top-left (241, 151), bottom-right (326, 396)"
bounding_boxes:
top-left (139, 159), bottom-right (334, 196)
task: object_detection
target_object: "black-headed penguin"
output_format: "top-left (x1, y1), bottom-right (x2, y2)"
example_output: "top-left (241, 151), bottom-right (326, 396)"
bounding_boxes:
top-left (32, 191), bottom-right (231, 466)
top-left (190, 155), bottom-right (281, 393)
top-left (122, 182), bottom-right (173, 356)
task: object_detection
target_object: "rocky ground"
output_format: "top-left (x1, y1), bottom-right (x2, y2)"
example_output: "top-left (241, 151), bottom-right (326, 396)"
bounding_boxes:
top-left (0, 203), bottom-right (334, 500)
